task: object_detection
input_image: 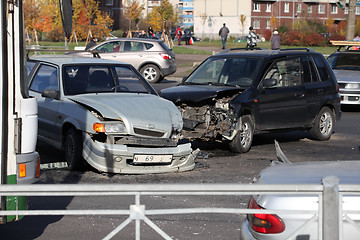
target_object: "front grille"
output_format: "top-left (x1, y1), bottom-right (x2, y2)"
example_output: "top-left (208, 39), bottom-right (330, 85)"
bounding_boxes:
top-left (114, 136), bottom-right (177, 147)
top-left (133, 127), bottom-right (165, 137)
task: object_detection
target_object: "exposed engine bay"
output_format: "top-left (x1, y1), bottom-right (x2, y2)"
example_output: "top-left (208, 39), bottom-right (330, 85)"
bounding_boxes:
top-left (177, 97), bottom-right (238, 141)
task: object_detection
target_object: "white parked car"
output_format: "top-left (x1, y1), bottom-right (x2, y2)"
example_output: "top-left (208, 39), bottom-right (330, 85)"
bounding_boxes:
top-left (27, 56), bottom-right (197, 173)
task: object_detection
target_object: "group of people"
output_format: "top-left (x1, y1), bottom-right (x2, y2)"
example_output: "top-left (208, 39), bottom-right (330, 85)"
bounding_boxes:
top-left (175, 26), bottom-right (192, 45)
top-left (218, 23), bottom-right (281, 50)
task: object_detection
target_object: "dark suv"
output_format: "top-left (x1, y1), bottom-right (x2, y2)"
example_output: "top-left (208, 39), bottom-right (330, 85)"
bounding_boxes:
top-left (160, 48), bottom-right (341, 153)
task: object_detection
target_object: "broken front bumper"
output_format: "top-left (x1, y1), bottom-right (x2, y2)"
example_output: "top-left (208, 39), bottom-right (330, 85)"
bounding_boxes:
top-left (82, 133), bottom-right (198, 174)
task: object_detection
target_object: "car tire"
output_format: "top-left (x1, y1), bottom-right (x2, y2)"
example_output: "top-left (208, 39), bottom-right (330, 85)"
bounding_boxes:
top-left (310, 106), bottom-right (335, 141)
top-left (140, 64), bottom-right (161, 83)
top-left (229, 115), bottom-right (254, 153)
top-left (64, 128), bottom-right (85, 171)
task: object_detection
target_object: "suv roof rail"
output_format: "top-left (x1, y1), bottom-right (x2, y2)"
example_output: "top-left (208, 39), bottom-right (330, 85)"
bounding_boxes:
top-left (279, 48), bottom-right (314, 52)
top-left (26, 48), bottom-right (102, 59)
top-left (219, 47), bottom-right (267, 54)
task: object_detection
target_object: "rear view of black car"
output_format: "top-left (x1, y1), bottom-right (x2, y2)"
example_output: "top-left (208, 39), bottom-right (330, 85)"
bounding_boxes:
top-left (161, 48), bottom-right (341, 153)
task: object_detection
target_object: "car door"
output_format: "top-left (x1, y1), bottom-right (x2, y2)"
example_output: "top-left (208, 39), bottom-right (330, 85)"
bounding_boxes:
top-left (256, 57), bottom-right (307, 130)
top-left (94, 41), bottom-right (123, 61)
top-left (116, 40), bottom-right (144, 69)
top-left (301, 55), bottom-right (330, 125)
top-left (29, 63), bottom-right (62, 142)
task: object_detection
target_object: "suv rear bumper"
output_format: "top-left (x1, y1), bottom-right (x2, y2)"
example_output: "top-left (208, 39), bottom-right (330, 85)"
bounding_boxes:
top-left (161, 63), bottom-right (177, 77)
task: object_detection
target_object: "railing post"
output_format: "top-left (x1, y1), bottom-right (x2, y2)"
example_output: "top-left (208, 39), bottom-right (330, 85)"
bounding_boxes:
top-left (322, 176), bottom-right (340, 240)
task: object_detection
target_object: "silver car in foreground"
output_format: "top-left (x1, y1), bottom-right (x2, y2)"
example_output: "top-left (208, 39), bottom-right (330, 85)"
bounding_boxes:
top-left (241, 143), bottom-right (360, 240)
top-left (72, 38), bottom-right (176, 83)
top-left (27, 56), bottom-right (197, 174)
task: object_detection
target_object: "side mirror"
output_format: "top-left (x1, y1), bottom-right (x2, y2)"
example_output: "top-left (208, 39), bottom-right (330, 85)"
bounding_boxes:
top-left (263, 78), bottom-right (277, 88)
top-left (42, 89), bottom-right (60, 100)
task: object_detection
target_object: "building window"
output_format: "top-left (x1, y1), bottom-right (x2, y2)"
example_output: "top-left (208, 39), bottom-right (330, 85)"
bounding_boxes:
top-left (318, 4), bottom-right (325, 14)
top-left (284, 3), bottom-right (289, 13)
top-left (266, 3), bottom-right (271, 12)
top-left (345, 6), bottom-right (348, 14)
top-left (308, 5), bottom-right (312, 14)
top-left (297, 3), bottom-right (301, 13)
top-left (105, 0), bottom-right (113, 6)
top-left (356, 6), bottom-right (360, 15)
top-left (266, 20), bottom-right (270, 29)
top-left (254, 3), bottom-right (260, 12)
top-left (253, 19), bottom-right (260, 29)
top-left (331, 4), bottom-right (338, 14)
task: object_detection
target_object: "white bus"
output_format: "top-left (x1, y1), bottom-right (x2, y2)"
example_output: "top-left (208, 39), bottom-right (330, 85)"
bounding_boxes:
top-left (0, 0), bottom-right (40, 223)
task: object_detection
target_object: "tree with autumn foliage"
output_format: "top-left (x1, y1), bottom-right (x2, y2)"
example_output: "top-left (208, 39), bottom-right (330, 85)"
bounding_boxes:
top-left (23, 0), bottom-right (113, 42)
top-left (73, 0), bottom-right (113, 41)
top-left (147, 0), bottom-right (178, 32)
top-left (123, 0), bottom-right (144, 33)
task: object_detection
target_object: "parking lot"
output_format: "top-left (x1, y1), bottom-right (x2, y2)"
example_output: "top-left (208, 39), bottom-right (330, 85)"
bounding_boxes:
top-left (2, 49), bottom-right (360, 239)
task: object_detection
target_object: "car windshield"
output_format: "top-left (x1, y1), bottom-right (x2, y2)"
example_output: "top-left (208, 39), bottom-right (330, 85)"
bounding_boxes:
top-left (63, 65), bottom-right (153, 95)
top-left (327, 53), bottom-right (360, 71)
top-left (184, 57), bottom-right (262, 88)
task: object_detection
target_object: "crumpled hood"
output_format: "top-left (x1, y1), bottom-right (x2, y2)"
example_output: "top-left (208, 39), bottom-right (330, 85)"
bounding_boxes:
top-left (68, 93), bottom-right (183, 135)
top-left (333, 69), bottom-right (360, 83)
top-left (160, 85), bottom-right (241, 104)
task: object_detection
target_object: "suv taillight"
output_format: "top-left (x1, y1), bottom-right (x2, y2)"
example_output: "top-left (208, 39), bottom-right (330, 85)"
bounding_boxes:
top-left (337, 84), bottom-right (341, 102)
top-left (248, 197), bottom-right (285, 234)
top-left (160, 53), bottom-right (171, 60)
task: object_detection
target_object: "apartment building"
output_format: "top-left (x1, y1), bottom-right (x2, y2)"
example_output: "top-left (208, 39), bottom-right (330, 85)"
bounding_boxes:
top-left (251, 0), bottom-right (357, 35)
top-left (99, 0), bottom-right (359, 37)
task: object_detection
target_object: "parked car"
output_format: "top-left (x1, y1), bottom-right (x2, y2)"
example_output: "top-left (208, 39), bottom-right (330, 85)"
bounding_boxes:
top-left (26, 56), bottom-right (197, 173)
top-left (327, 46), bottom-right (360, 105)
top-left (241, 142), bottom-right (360, 240)
top-left (161, 48), bottom-right (341, 153)
top-left (70, 38), bottom-right (176, 83)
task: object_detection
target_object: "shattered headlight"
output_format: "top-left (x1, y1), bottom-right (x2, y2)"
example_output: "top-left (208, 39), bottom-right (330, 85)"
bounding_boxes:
top-left (93, 122), bottom-right (126, 133)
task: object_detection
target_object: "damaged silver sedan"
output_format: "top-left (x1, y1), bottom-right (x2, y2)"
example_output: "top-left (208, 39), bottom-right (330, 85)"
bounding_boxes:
top-left (27, 56), bottom-right (197, 173)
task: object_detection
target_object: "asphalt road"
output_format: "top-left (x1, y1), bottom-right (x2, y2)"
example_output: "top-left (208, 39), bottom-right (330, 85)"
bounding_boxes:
top-left (1, 78), bottom-right (360, 239)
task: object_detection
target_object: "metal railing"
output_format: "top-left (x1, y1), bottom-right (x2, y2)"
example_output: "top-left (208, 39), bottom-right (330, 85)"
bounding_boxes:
top-left (0, 176), bottom-right (359, 240)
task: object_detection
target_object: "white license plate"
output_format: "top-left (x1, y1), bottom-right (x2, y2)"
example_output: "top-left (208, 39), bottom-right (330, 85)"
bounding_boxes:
top-left (133, 154), bottom-right (172, 163)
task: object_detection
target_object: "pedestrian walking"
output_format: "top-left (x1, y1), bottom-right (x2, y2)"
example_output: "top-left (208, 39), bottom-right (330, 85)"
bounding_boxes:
top-left (246, 27), bottom-right (258, 50)
top-left (271, 30), bottom-right (281, 50)
top-left (218, 23), bottom-right (230, 49)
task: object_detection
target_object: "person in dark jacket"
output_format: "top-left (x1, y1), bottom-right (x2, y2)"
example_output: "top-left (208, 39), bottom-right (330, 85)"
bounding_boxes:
top-left (148, 26), bottom-right (154, 38)
top-left (85, 37), bottom-right (96, 50)
top-left (218, 23), bottom-right (230, 49)
top-left (184, 28), bottom-right (191, 45)
top-left (271, 30), bottom-right (281, 50)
